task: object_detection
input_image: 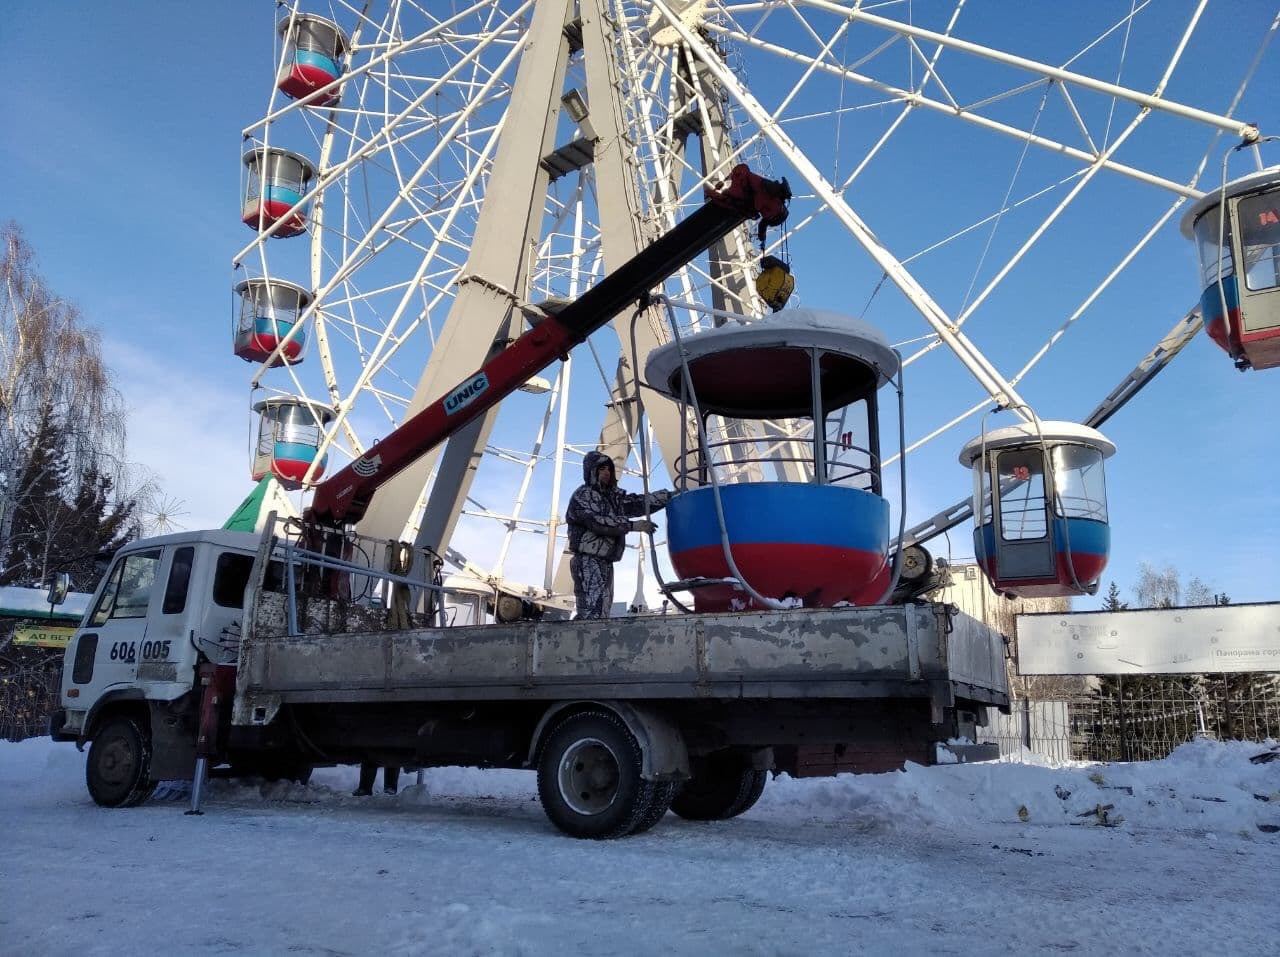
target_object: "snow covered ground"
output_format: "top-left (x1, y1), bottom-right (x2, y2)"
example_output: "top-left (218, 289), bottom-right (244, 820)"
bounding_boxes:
top-left (2, 737), bottom-right (1276, 955)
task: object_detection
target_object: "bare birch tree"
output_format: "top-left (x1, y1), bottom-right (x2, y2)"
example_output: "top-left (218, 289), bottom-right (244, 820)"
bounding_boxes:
top-left (1, 222), bottom-right (159, 586)
top-left (1, 223), bottom-right (127, 485)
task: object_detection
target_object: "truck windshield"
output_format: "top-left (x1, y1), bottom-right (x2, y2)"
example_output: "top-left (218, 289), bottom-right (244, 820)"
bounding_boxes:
top-left (89, 550), bottom-right (162, 625)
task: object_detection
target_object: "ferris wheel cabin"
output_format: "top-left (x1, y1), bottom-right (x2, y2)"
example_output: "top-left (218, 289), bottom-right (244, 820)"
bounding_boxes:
top-left (234, 278), bottom-right (311, 366)
top-left (252, 397), bottom-right (334, 489)
top-left (644, 308), bottom-right (899, 613)
top-left (1181, 167), bottom-right (1280, 371)
top-left (277, 14), bottom-right (349, 107)
top-left (241, 147), bottom-right (316, 238)
top-left (959, 423), bottom-right (1115, 599)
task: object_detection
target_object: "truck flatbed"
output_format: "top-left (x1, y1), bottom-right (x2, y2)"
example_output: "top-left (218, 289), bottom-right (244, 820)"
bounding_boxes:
top-left (236, 598), bottom-right (1008, 721)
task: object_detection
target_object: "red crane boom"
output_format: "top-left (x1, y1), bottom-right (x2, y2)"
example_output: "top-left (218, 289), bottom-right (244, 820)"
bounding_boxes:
top-left (308, 164), bottom-right (791, 527)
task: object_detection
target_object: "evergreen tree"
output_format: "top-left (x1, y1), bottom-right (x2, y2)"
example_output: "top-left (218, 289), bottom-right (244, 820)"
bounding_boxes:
top-left (1, 224), bottom-right (152, 738)
top-left (1, 405), bottom-right (135, 590)
top-left (1, 405), bottom-right (71, 586)
top-left (1103, 581), bottom-right (1127, 611)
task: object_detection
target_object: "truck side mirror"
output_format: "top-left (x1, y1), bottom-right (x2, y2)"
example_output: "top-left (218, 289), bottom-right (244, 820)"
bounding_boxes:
top-left (47, 572), bottom-right (71, 606)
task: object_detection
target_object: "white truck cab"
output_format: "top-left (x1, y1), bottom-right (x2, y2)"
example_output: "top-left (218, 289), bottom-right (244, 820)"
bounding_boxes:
top-left (51, 530), bottom-right (261, 805)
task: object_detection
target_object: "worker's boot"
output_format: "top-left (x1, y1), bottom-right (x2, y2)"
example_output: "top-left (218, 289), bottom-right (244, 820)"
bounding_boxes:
top-left (353, 762), bottom-right (377, 796)
top-left (383, 767), bottom-right (401, 795)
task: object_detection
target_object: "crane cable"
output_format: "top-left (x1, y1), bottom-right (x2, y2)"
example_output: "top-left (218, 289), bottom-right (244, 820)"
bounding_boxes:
top-left (628, 301), bottom-right (786, 612)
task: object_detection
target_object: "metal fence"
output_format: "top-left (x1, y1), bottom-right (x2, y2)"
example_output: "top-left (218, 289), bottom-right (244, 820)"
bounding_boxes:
top-left (983, 674), bottom-right (1280, 762)
top-left (0, 650), bottom-right (63, 743)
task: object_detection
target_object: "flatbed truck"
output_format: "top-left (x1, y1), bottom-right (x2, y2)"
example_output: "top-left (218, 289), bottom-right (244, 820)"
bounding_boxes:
top-left (49, 166), bottom-right (1008, 837)
top-left (51, 522), bottom-right (1007, 837)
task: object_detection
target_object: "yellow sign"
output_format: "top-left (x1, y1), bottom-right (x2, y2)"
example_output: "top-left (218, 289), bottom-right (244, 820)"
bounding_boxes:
top-left (12, 624), bottom-right (76, 649)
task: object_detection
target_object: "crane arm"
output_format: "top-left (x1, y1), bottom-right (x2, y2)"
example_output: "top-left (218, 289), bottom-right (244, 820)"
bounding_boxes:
top-left (1081, 306), bottom-right (1202, 428)
top-left (308, 164), bottom-right (791, 526)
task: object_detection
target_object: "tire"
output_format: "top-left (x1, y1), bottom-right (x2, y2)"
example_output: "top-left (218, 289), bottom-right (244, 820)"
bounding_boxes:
top-left (670, 757), bottom-right (768, 821)
top-left (86, 716), bottom-right (156, 808)
top-left (536, 710), bottom-right (659, 839)
top-left (734, 769), bottom-right (768, 817)
top-left (631, 781), bottom-right (679, 835)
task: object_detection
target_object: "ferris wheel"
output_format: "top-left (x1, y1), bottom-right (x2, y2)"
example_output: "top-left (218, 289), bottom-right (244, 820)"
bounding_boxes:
top-left (230, 0), bottom-right (1277, 608)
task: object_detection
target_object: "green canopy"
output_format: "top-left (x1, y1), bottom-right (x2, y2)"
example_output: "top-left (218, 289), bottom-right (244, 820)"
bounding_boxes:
top-left (222, 476), bottom-right (296, 532)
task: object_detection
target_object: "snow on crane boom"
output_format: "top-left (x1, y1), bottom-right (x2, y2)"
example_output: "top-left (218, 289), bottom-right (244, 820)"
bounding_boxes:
top-left (308, 164), bottom-right (791, 527)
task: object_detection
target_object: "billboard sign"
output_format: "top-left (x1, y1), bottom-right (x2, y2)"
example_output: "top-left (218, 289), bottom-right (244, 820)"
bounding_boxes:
top-left (1016, 602), bottom-right (1280, 675)
top-left (12, 623), bottom-right (76, 649)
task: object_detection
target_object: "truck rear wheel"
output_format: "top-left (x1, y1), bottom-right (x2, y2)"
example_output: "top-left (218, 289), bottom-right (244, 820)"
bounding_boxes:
top-left (670, 758), bottom-right (768, 821)
top-left (536, 710), bottom-right (660, 839)
top-left (86, 716), bottom-right (156, 808)
top-left (631, 781), bottom-right (679, 835)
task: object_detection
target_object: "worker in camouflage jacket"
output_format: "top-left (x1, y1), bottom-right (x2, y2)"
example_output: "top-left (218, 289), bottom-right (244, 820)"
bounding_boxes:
top-left (566, 451), bottom-right (671, 619)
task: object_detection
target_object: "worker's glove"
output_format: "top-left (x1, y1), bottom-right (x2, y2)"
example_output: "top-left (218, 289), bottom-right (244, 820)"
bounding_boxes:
top-left (649, 489), bottom-right (673, 509)
top-left (630, 519), bottom-right (658, 535)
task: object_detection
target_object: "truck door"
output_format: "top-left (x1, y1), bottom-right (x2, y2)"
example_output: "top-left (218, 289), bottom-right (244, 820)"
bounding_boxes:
top-left (75, 549), bottom-right (164, 697)
top-left (199, 550), bottom-right (263, 663)
top-left (135, 545), bottom-right (196, 688)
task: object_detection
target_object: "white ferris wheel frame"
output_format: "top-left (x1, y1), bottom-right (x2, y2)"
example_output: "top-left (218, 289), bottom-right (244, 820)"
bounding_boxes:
top-left (230, 0), bottom-right (1274, 598)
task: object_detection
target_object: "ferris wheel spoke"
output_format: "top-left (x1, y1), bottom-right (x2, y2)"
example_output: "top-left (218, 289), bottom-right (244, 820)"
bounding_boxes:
top-left (949, 3), bottom-right (1210, 331)
top-left (1056, 82), bottom-right (1100, 156)
top-left (235, 11), bottom-right (527, 265)
top-left (248, 6), bottom-right (497, 133)
top-left (953, 117), bottom-right (1152, 331)
top-left (659, 5), bottom-right (1033, 416)
top-left (303, 181), bottom-right (508, 475)
top-left (701, 1), bottom-right (1228, 378)
top-left (319, 151), bottom-right (499, 431)
top-left (247, 53), bottom-right (524, 395)
top-left (704, 23), bottom-right (1204, 199)
top-left (319, 277), bottom-right (421, 311)
top-left (362, 382), bottom-right (414, 407)
top-left (235, 0), bottom-right (1272, 593)
top-left (899, 182), bottom-right (1201, 462)
top-left (809, 1), bottom-right (1247, 137)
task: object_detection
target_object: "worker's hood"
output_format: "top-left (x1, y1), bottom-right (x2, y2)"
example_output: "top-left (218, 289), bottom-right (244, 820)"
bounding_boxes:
top-left (582, 450), bottom-right (616, 487)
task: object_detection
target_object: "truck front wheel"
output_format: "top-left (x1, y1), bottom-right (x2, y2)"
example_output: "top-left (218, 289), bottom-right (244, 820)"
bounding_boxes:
top-left (670, 758), bottom-right (767, 821)
top-left (536, 710), bottom-right (661, 839)
top-left (86, 716), bottom-right (156, 808)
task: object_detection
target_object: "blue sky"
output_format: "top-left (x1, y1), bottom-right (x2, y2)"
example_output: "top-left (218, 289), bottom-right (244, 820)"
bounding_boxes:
top-left (2, 1), bottom-right (1277, 605)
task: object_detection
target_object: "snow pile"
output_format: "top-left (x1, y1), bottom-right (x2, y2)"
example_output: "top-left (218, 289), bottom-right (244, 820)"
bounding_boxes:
top-left (756, 738), bottom-right (1280, 838)
top-left (3, 736), bottom-right (1275, 839)
top-left (3, 737), bottom-right (1277, 954)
